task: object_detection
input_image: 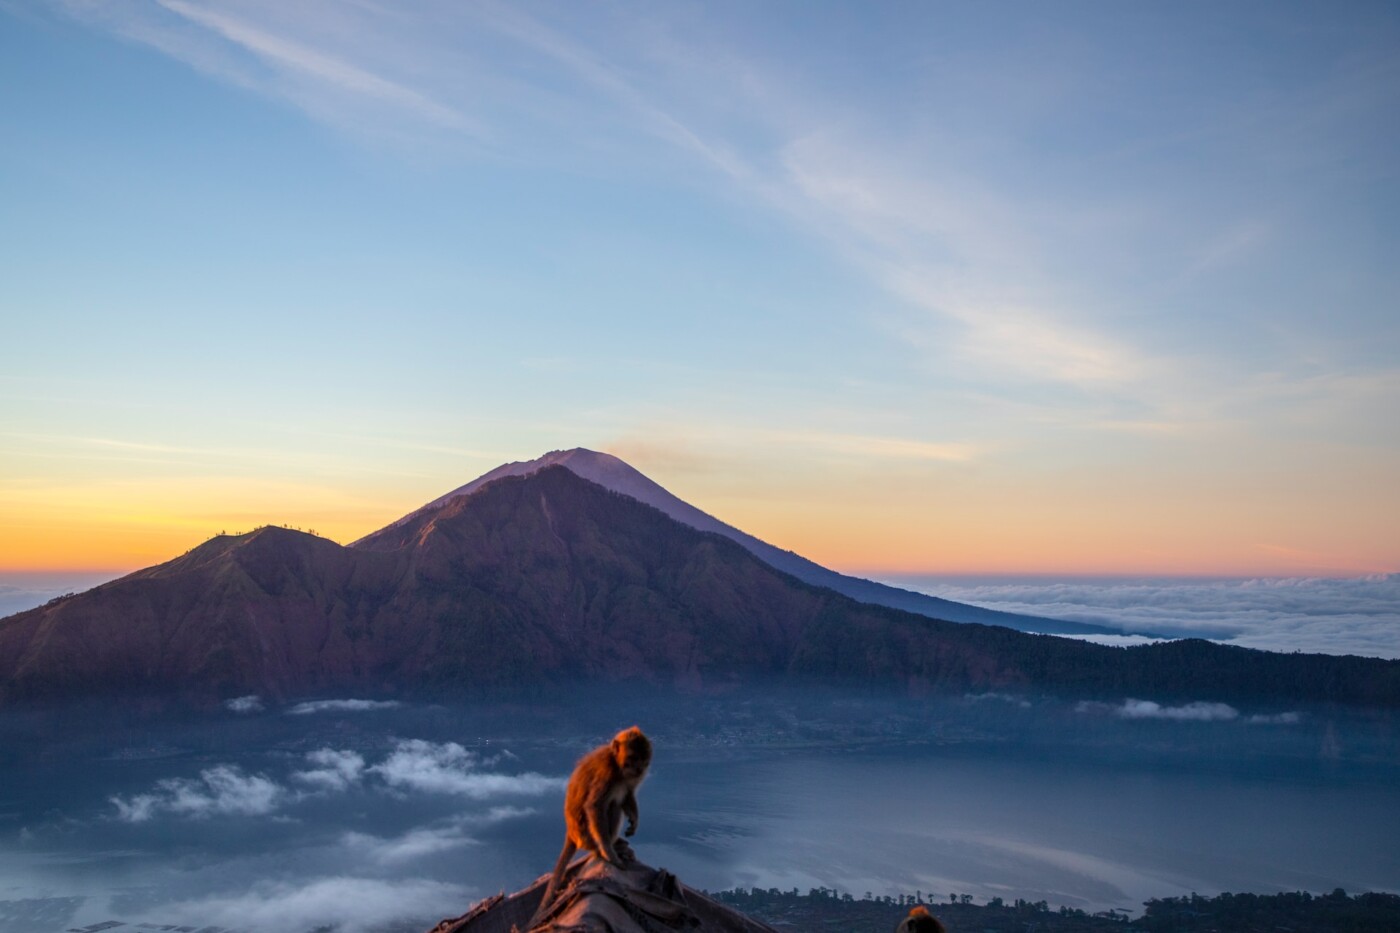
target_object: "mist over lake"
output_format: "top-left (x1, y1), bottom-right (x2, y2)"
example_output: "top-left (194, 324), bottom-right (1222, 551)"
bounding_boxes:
top-left (3, 692), bottom-right (1396, 933)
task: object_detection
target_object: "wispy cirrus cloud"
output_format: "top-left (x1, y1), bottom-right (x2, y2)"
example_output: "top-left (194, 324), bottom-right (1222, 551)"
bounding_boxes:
top-left (43, 0), bottom-right (1138, 399)
top-left (155, 0), bottom-right (472, 131)
top-left (609, 425), bottom-right (981, 472)
top-left (36, 0), bottom-right (1400, 453)
top-left (50, 0), bottom-right (483, 146)
top-left (775, 430), bottom-right (978, 463)
top-left (780, 135), bottom-right (1147, 391)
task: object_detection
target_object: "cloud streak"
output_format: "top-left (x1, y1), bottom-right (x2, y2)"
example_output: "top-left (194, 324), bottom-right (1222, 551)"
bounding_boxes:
top-left (152, 876), bottom-right (467, 933)
top-left (371, 740), bottom-right (563, 799)
top-left (287, 699), bottom-right (403, 715)
top-left (155, 0), bottom-right (470, 131)
top-left (1115, 700), bottom-right (1239, 722)
top-left (225, 694), bottom-right (264, 713)
top-left (1076, 699), bottom-right (1301, 725)
top-left (112, 740), bottom-right (559, 821)
top-left (112, 765), bottom-right (283, 822)
top-left (44, 0), bottom-right (1144, 398)
top-left (340, 824), bottom-right (477, 864)
top-left (292, 748), bottom-right (366, 793)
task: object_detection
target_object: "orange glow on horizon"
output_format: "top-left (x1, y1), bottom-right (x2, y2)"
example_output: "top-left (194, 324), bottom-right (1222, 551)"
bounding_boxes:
top-left (2, 500), bottom-right (1393, 581)
top-left (2, 453), bottom-right (1395, 579)
top-left (0, 475), bottom-right (411, 573)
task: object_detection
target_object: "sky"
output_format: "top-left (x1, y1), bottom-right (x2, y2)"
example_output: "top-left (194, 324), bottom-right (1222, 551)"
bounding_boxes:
top-left (2, 0), bottom-right (1398, 579)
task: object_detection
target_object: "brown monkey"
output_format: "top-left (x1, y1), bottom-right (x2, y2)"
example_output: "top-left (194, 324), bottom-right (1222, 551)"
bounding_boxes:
top-left (896, 905), bottom-right (946, 933)
top-left (531, 726), bottom-right (653, 924)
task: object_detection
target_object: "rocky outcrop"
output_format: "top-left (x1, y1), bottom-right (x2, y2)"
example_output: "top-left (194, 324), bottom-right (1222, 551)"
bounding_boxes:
top-left (429, 855), bottom-right (774, 933)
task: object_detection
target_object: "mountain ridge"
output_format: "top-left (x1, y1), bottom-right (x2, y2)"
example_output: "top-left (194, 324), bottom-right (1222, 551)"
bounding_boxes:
top-left (354, 448), bottom-right (1149, 638)
top-left (1, 465), bottom-right (1396, 709)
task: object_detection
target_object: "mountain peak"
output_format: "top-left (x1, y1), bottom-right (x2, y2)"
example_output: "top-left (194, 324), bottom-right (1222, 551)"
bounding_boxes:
top-left (350, 448), bottom-right (634, 546)
top-left (350, 449), bottom-right (1148, 637)
top-left (135, 524), bottom-right (335, 582)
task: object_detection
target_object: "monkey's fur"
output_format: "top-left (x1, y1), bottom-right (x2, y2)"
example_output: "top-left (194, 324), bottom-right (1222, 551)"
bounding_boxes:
top-left (895, 905), bottom-right (946, 933)
top-left (531, 726), bottom-right (653, 925)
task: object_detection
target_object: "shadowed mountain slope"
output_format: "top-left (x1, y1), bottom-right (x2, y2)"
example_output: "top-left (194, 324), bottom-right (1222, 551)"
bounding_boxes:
top-left (1, 467), bottom-right (1396, 708)
top-left (354, 448), bottom-right (1141, 637)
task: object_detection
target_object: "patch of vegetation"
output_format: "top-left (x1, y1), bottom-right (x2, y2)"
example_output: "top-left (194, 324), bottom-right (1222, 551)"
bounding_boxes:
top-left (704, 886), bottom-right (1400, 933)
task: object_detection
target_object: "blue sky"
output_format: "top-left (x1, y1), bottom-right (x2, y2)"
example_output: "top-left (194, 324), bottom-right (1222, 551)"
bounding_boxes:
top-left (1, 0), bottom-right (1397, 575)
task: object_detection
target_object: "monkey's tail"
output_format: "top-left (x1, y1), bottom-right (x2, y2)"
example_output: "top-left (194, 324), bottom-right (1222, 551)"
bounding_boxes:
top-left (526, 839), bottom-right (577, 930)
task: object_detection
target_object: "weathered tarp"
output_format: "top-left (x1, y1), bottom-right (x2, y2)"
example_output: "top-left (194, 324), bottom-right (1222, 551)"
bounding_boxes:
top-left (429, 856), bottom-right (776, 933)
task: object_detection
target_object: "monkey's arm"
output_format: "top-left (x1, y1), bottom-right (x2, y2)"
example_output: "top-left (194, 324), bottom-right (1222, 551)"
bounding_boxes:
top-left (622, 789), bottom-right (639, 837)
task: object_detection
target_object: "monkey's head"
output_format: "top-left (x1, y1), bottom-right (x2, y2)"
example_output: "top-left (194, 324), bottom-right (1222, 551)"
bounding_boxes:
top-left (611, 726), bottom-right (652, 780)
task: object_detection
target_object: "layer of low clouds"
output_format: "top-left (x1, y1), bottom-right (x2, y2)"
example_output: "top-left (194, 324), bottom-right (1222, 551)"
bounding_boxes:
top-left (340, 824), bottom-right (478, 864)
top-left (964, 692), bottom-right (1031, 709)
top-left (0, 574), bottom-right (122, 618)
top-left (150, 876), bottom-right (467, 933)
top-left (112, 765), bottom-right (283, 822)
top-left (1116, 700), bottom-right (1239, 722)
top-left (112, 740), bottom-right (559, 822)
top-left (1076, 699), bottom-right (1302, 725)
top-left (225, 694), bottom-right (264, 713)
top-left (287, 699), bottom-right (403, 715)
top-left (371, 739), bottom-right (563, 799)
top-left (0, 584), bottom-right (60, 619)
top-left (226, 696), bottom-right (402, 716)
top-left (894, 574), bottom-right (1400, 659)
top-left (291, 748), bottom-right (366, 792)
top-left (336, 806), bottom-right (532, 865)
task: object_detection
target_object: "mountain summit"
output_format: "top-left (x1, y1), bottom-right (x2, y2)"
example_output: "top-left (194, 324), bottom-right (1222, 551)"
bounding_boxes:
top-left (356, 448), bottom-right (1127, 637)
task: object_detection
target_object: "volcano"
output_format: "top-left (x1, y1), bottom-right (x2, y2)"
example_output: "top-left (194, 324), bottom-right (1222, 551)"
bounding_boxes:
top-left (1, 455), bottom-right (1396, 708)
top-left (354, 448), bottom-right (1129, 638)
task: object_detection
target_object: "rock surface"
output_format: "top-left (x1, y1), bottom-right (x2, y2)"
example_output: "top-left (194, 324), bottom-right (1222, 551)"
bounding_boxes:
top-left (429, 855), bottom-right (774, 933)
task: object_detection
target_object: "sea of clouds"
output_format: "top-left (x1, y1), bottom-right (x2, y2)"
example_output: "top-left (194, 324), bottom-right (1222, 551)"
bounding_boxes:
top-left (0, 573), bottom-right (120, 618)
top-left (8, 730), bottom-right (570, 933)
top-left (889, 573), bottom-right (1400, 659)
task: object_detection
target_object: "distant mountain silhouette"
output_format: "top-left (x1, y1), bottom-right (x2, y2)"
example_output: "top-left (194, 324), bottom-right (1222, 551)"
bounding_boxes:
top-left (1, 466), bottom-right (1396, 708)
top-left (355, 448), bottom-right (1147, 638)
